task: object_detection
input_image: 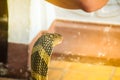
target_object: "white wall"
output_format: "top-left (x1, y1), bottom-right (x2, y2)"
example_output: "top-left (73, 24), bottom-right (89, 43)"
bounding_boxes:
top-left (29, 0), bottom-right (55, 43)
top-left (8, 0), bottom-right (30, 44)
top-left (8, 0), bottom-right (55, 44)
top-left (29, 0), bottom-right (46, 43)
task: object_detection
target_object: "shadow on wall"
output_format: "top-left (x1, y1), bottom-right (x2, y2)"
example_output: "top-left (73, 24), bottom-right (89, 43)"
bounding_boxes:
top-left (0, 0), bottom-right (8, 64)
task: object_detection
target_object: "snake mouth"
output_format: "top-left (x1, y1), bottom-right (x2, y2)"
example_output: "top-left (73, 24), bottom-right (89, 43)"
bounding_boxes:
top-left (51, 33), bottom-right (63, 47)
top-left (59, 37), bottom-right (63, 44)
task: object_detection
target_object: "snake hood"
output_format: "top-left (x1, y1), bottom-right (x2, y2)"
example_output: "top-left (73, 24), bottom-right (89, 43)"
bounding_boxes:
top-left (33, 33), bottom-right (63, 55)
top-left (31, 33), bottom-right (63, 80)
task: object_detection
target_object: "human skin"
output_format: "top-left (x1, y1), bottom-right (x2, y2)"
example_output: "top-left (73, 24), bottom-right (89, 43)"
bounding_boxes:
top-left (46, 0), bottom-right (109, 12)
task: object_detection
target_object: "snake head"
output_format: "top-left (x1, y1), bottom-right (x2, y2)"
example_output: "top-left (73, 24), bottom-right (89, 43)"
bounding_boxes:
top-left (43, 33), bottom-right (63, 47)
top-left (51, 33), bottom-right (63, 47)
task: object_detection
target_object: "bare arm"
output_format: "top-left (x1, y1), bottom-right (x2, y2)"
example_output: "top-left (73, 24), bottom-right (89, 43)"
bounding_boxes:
top-left (46, 0), bottom-right (108, 12)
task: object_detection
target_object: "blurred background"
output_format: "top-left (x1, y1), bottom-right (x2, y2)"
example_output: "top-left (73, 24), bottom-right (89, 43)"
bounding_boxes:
top-left (0, 0), bottom-right (120, 80)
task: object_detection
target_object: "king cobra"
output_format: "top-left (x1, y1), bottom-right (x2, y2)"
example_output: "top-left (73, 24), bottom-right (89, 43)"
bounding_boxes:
top-left (31, 33), bottom-right (63, 80)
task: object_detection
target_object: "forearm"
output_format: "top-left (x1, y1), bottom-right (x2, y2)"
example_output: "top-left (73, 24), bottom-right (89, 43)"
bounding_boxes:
top-left (46, 0), bottom-right (109, 12)
top-left (78, 0), bottom-right (109, 12)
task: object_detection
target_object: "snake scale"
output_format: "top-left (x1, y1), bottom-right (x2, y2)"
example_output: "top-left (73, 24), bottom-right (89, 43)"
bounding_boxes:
top-left (31, 33), bottom-right (63, 80)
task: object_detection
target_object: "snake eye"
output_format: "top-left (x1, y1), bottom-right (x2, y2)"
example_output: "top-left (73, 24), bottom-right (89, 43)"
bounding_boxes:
top-left (49, 34), bottom-right (54, 38)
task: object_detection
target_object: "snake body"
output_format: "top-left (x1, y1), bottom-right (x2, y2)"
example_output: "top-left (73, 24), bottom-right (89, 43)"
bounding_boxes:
top-left (31, 33), bottom-right (63, 80)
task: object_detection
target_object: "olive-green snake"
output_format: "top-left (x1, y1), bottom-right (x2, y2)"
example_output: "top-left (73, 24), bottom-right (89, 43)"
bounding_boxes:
top-left (31, 33), bottom-right (63, 80)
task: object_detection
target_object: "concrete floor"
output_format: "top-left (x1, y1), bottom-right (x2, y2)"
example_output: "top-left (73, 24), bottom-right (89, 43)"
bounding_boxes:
top-left (0, 60), bottom-right (120, 80)
top-left (48, 60), bottom-right (120, 80)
